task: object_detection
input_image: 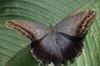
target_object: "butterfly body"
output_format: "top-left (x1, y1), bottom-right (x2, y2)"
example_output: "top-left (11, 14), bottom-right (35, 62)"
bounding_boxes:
top-left (5, 11), bottom-right (96, 66)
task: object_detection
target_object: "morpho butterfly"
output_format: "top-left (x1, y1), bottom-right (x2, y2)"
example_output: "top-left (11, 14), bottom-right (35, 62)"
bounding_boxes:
top-left (5, 11), bottom-right (96, 66)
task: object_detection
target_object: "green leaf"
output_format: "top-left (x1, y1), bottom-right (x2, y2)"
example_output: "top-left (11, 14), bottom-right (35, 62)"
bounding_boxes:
top-left (0, 0), bottom-right (100, 66)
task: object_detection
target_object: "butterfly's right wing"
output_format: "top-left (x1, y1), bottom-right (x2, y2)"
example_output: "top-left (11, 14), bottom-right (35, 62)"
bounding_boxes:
top-left (55, 11), bottom-right (97, 64)
top-left (6, 20), bottom-right (50, 41)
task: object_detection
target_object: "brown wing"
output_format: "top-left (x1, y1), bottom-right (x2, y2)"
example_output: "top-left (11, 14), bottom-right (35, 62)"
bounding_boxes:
top-left (55, 11), bottom-right (96, 64)
top-left (6, 20), bottom-right (63, 66)
top-left (5, 20), bottom-right (50, 41)
top-left (56, 11), bottom-right (96, 37)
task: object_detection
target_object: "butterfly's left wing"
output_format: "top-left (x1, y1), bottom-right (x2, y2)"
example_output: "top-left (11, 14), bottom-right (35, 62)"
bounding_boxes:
top-left (55, 11), bottom-right (97, 64)
top-left (5, 20), bottom-right (63, 66)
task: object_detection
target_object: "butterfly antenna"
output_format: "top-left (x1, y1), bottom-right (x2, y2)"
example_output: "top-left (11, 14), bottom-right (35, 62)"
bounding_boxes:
top-left (51, 9), bottom-right (56, 28)
top-left (40, 11), bottom-right (52, 27)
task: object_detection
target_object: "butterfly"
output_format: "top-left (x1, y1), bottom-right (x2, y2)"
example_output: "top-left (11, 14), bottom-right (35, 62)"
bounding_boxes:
top-left (5, 11), bottom-right (96, 66)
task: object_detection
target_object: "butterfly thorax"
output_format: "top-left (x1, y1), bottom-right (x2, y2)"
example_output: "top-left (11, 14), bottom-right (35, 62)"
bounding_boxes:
top-left (50, 27), bottom-right (57, 39)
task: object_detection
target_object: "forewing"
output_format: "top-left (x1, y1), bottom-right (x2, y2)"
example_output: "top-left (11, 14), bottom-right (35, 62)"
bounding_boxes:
top-left (5, 20), bottom-right (49, 41)
top-left (56, 11), bottom-right (96, 37)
